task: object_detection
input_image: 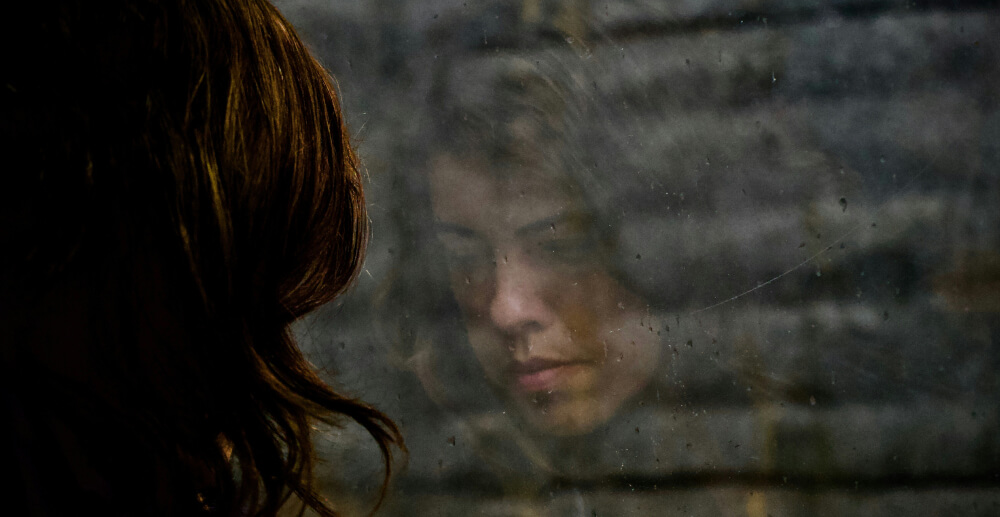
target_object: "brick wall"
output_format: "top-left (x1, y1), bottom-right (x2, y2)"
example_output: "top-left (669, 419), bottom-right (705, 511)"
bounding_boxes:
top-left (277, 0), bottom-right (1000, 515)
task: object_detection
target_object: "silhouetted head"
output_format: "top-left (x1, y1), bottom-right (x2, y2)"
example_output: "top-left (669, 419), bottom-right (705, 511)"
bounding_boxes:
top-left (1, 1), bottom-right (400, 515)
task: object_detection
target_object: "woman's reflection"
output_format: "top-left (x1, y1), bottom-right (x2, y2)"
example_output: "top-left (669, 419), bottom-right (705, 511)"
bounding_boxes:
top-left (429, 153), bottom-right (660, 435)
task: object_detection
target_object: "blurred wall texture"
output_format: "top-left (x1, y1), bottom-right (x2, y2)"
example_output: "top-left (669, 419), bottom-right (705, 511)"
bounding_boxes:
top-left (277, 0), bottom-right (999, 515)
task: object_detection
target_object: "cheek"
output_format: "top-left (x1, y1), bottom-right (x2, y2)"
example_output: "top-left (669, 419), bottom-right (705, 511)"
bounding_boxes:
top-left (449, 269), bottom-right (493, 317)
top-left (558, 301), bottom-right (604, 356)
top-left (550, 269), bottom-right (629, 347)
top-left (593, 301), bottom-right (661, 397)
top-left (560, 272), bottom-right (660, 379)
top-left (447, 263), bottom-right (525, 380)
top-left (465, 325), bottom-right (507, 384)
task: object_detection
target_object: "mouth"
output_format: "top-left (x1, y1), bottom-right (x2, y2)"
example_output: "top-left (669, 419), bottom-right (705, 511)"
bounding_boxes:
top-left (510, 358), bottom-right (584, 393)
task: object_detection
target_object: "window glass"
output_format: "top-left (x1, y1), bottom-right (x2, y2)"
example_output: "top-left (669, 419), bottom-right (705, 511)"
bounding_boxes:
top-left (279, 1), bottom-right (1000, 514)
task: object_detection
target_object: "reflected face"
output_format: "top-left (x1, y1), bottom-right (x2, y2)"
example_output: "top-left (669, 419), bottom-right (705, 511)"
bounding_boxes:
top-left (430, 158), bottom-right (661, 436)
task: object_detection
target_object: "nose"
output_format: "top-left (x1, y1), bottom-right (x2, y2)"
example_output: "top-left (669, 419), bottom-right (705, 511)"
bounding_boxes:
top-left (488, 251), bottom-right (555, 335)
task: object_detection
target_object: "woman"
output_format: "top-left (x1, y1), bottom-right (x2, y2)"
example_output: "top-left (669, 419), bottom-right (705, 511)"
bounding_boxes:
top-left (1, 1), bottom-right (400, 515)
top-left (424, 71), bottom-right (663, 438)
top-left (382, 45), bottom-right (858, 496)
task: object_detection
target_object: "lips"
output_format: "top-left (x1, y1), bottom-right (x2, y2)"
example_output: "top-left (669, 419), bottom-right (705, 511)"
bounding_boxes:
top-left (511, 358), bottom-right (583, 393)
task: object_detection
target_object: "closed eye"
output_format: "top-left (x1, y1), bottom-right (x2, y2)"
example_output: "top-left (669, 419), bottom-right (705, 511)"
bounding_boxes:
top-left (435, 228), bottom-right (491, 267)
top-left (535, 236), bottom-right (596, 263)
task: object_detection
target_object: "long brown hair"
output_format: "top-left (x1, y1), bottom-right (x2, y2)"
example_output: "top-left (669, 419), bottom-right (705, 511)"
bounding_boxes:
top-left (1, 1), bottom-right (401, 515)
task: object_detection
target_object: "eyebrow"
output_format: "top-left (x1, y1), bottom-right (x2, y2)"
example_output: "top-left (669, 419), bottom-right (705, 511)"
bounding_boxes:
top-left (433, 210), bottom-right (591, 239)
top-left (515, 210), bottom-right (590, 237)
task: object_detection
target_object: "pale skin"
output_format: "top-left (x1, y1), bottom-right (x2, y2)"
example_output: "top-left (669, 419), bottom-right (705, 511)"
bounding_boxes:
top-left (429, 156), bottom-right (661, 436)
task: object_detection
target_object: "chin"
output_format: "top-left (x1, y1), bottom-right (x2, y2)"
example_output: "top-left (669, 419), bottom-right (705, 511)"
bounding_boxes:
top-left (516, 396), bottom-right (607, 437)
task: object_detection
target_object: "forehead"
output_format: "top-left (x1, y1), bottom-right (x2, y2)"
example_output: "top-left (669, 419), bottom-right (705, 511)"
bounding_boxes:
top-left (429, 156), bottom-right (581, 235)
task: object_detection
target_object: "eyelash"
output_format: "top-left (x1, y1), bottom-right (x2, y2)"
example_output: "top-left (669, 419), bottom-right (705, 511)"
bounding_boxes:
top-left (443, 249), bottom-right (489, 267)
top-left (441, 238), bottom-right (595, 268)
